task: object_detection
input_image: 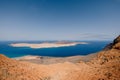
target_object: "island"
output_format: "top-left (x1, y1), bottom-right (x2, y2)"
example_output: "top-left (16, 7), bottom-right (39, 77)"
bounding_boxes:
top-left (10, 41), bottom-right (88, 48)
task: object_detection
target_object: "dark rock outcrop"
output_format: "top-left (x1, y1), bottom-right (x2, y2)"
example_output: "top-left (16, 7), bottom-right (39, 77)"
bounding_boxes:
top-left (104, 35), bottom-right (120, 50)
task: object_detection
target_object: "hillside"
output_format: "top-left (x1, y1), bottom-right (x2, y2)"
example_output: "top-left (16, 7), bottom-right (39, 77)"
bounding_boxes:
top-left (0, 35), bottom-right (120, 80)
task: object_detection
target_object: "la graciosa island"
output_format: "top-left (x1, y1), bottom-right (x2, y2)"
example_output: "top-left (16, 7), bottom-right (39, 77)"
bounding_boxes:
top-left (10, 41), bottom-right (88, 48)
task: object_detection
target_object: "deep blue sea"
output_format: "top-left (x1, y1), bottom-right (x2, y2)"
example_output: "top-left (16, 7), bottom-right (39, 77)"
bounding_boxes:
top-left (0, 41), bottom-right (111, 58)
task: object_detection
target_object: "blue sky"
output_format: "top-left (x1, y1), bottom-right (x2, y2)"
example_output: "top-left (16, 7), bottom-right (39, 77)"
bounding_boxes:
top-left (0, 0), bottom-right (120, 41)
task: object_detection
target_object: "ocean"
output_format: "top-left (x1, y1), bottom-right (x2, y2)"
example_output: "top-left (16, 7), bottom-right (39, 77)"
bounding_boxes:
top-left (0, 41), bottom-right (111, 58)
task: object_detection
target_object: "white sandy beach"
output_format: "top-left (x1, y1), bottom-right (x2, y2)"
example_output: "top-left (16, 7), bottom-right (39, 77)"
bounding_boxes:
top-left (10, 42), bottom-right (88, 49)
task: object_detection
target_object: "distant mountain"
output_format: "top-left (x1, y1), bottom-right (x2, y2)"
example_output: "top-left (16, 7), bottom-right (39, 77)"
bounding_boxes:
top-left (0, 35), bottom-right (120, 80)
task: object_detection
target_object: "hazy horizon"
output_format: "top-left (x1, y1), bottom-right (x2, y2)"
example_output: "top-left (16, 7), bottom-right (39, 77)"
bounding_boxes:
top-left (0, 0), bottom-right (120, 41)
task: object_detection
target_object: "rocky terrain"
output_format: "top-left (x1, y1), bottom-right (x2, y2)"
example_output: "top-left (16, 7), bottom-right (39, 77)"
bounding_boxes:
top-left (0, 35), bottom-right (120, 80)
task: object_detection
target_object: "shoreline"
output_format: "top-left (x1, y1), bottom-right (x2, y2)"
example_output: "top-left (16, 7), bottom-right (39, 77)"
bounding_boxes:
top-left (13, 53), bottom-right (97, 64)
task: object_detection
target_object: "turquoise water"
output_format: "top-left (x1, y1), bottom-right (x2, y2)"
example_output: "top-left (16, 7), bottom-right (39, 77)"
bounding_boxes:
top-left (0, 41), bottom-right (110, 58)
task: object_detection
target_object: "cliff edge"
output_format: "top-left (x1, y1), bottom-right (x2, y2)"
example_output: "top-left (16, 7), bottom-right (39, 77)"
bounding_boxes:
top-left (104, 35), bottom-right (120, 50)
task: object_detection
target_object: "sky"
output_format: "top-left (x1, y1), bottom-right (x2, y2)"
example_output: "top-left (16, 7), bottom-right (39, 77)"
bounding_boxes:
top-left (0, 0), bottom-right (120, 41)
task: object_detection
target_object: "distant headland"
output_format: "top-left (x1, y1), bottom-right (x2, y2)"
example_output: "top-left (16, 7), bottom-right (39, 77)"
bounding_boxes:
top-left (10, 41), bottom-right (88, 48)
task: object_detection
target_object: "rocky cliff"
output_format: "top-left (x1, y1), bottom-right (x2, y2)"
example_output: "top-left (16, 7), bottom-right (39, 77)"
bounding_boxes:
top-left (0, 35), bottom-right (120, 80)
top-left (104, 35), bottom-right (120, 50)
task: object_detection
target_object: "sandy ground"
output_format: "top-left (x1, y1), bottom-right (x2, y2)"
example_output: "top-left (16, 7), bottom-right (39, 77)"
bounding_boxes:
top-left (0, 49), bottom-right (120, 80)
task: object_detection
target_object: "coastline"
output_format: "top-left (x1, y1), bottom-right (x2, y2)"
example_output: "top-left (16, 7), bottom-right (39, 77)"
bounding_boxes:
top-left (13, 53), bottom-right (97, 64)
